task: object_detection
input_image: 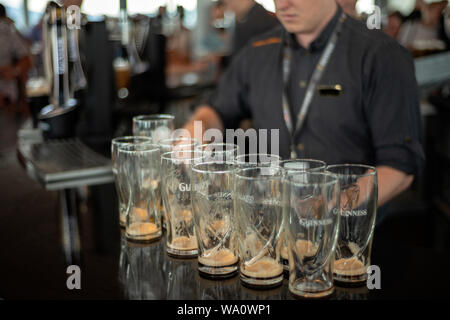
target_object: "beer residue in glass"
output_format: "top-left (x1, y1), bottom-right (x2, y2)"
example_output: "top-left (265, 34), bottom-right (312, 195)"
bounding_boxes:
top-left (241, 257), bottom-right (283, 279)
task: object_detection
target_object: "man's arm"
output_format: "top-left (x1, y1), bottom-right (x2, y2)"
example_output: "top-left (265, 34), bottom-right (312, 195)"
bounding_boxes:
top-left (183, 105), bottom-right (224, 144)
top-left (376, 166), bottom-right (414, 207)
top-left (363, 39), bottom-right (423, 207)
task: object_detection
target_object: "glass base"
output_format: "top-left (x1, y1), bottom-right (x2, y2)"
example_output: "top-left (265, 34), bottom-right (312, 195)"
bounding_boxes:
top-left (333, 272), bottom-right (368, 286)
top-left (289, 280), bottom-right (334, 299)
top-left (198, 261), bottom-right (239, 279)
top-left (126, 231), bottom-right (162, 243)
top-left (166, 247), bottom-right (198, 258)
top-left (240, 273), bottom-right (283, 289)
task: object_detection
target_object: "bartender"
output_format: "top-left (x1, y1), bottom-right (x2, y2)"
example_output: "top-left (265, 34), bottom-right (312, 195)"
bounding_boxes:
top-left (184, 0), bottom-right (424, 208)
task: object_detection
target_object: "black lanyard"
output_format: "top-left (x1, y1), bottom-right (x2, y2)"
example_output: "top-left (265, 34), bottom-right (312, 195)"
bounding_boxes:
top-left (282, 13), bottom-right (347, 159)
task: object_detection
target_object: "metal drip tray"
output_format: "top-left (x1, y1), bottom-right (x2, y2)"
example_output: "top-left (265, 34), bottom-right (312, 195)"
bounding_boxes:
top-left (18, 138), bottom-right (113, 190)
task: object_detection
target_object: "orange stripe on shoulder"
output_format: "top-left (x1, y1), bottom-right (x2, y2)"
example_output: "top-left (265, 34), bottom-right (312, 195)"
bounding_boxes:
top-left (252, 37), bottom-right (282, 48)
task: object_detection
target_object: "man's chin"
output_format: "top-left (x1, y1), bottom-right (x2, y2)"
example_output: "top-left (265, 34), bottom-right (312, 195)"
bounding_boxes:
top-left (280, 22), bottom-right (304, 34)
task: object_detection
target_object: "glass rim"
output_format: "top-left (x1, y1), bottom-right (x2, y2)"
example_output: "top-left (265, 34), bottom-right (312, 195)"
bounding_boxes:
top-left (234, 153), bottom-right (282, 164)
top-left (117, 143), bottom-right (160, 154)
top-left (191, 161), bottom-right (236, 174)
top-left (234, 166), bottom-right (283, 180)
top-left (284, 171), bottom-right (339, 187)
top-left (326, 164), bottom-right (377, 177)
top-left (132, 114), bottom-right (175, 122)
top-left (195, 142), bottom-right (239, 151)
top-left (161, 150), bottom-right (205, 162)
top-left (280, 158), bottom-right (327, 168)
top-left (158, 137), bottom-right (199, 147)
top-left (112, 136), bottom-right (152, 145)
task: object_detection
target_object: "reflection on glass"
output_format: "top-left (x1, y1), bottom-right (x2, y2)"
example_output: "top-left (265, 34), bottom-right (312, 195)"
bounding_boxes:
top-left (119, 237), bottom-right (168, 300)
top-left (240, 281), bottom-right (287, 300)
top-left (334, 285), bottom-right (369, 300)
top-left (197, 273), bottom-right (240, 300)
top-left (166, 257), bottom-right (198, 300)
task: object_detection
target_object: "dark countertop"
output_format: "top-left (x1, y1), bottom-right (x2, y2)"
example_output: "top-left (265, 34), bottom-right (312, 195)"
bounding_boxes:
top-left (1, 114), bottom-right (449, 300)
top-left (1, 150), bottom-right (449, 300)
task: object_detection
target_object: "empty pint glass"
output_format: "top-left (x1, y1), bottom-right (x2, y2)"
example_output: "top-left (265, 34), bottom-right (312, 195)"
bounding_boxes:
top-left (118, 143), bottom-right (162, 242)
top-left (279, 159), bottom-right (327, 272)
top-left (161, 150), bottom-right (204, 257)
top-left (132, 114), bottom-right (174, 143)
top-left (158, 137), bottom-right (199, 229)
top-left (112, 136), bottom-right (152, 227)
top-left (191, 162), bottom-right (239, 278)
top-left (283, 172), bottom-right (340, 298)
top-left (234, 166), bottom-right (284, 288)
top-left (327, 164), bottom-right (378, 284)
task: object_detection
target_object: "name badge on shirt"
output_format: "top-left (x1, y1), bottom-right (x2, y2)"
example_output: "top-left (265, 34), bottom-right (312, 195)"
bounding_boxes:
top-left (317, 84), bottom-right (343, 97)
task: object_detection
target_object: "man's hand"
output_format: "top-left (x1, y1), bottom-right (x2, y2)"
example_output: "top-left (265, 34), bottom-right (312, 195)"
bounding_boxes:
top-left (183, 105), bottom-right (224, 144)
top-left (376, 166), bottom-right (414, 207)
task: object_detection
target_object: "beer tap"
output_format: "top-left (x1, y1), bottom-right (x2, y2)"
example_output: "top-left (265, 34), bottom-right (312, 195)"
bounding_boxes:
top-left (39, 1), bottom-right (79, 139)
top-left (66, 7), bottom-right (87, 97)
top-left (119, 0), bottom-right (148, 75)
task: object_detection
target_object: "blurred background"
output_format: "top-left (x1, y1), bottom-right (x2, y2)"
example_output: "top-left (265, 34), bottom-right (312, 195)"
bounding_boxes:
top-left (0, 0), bottom-right (449, 299)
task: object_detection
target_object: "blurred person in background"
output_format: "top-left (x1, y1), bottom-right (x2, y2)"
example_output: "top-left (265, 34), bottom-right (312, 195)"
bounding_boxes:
top-left (224, 0), bottom-right (280, 59)
top-left (0, 3), bottom-right (31, 114)
top-left (202, 0), bottom-right (231, 56)
top-left (385, 11), bottom-right (404, 39)
top-left (398, 0), bottom-right (449, 54)
top-left (167, 6), bottom-right (192, 65)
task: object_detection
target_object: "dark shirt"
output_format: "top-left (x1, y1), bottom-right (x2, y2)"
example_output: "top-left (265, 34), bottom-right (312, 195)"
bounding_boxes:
top-left (232, 2), bottom-right (279, 57)
top-left (287, 10), bottom-right (340, 127)
top-left (208, 7), bottom-right (424, 175)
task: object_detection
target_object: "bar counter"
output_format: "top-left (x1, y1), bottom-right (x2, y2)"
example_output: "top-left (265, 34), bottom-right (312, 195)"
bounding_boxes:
top-left (1, 149), bottom-right (450, 300)
top-left (0, 125), bottom-right (448, 300)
